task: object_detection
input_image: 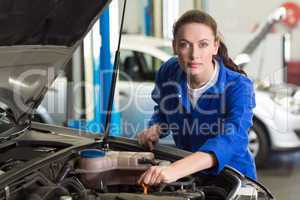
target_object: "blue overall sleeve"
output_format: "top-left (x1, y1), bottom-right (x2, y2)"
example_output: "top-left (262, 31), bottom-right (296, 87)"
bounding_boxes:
top-left (199, 76), bottom-right (256, 175)
top-left (147, 64), bottom-right (168, 128)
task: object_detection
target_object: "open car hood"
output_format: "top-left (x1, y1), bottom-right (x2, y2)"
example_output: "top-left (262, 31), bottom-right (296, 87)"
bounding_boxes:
top-left (0, 0), bottom-right (112, 124)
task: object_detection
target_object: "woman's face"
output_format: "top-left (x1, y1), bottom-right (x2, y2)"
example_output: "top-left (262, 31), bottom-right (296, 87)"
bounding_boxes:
top-left (173, 22), bottom-right (219, 77)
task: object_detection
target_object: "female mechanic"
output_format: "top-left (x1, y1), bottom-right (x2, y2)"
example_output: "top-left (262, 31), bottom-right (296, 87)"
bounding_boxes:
top-left (137, 9), bottom-right (256, 185)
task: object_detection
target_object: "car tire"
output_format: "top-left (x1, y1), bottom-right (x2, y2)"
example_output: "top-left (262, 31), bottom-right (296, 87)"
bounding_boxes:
top-left (248, 121), bottom-right (270, 168)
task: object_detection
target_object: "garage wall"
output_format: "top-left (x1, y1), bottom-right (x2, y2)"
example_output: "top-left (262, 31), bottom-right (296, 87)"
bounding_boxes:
top-left (179, 0), bottom-right (194, 15)
top-left (119, 0), bottom-right (195, 35)
top-left (118, 0), bottom-right (147, 34)
top-left (206, 0), bottom-right (300, 60)
top-left (119, 0), bottom-right (300, 60)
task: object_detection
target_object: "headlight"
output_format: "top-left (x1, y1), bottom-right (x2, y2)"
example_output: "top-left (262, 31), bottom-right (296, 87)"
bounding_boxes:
top-left (273, 90), bottom-right (300, 115)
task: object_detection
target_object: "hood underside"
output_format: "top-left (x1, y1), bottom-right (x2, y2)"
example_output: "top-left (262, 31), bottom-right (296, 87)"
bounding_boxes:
top-left (0, 0), bottom-right (111, 124)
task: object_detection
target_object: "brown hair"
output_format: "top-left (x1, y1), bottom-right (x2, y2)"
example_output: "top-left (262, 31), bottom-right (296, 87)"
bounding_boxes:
top-left (173, 10), bottom-right (246, 75)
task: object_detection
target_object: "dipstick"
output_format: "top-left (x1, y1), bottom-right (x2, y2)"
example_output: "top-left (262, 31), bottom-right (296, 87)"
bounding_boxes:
top-left (141, 182), bottom-right (149, 195)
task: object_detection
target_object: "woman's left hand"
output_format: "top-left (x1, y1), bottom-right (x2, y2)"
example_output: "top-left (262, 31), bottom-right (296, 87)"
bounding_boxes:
top-left (138, 166), bottom-right (178, 185)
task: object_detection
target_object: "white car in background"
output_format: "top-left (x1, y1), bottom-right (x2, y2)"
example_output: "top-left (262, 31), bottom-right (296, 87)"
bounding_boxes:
top-left (118, 34), bottom-right (300, 167)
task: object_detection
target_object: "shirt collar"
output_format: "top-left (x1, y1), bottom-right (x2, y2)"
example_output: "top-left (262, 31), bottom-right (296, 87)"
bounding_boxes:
top-left (173, 57), bottom-right (227, 112)
top-left (175, 57), bottom-right (227, 95)
top-left (205, 57), bottom-right (227, 94)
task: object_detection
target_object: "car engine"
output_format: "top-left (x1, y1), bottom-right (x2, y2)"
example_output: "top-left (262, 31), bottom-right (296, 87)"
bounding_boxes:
top-left (0, 146), bottom-right (235, 200)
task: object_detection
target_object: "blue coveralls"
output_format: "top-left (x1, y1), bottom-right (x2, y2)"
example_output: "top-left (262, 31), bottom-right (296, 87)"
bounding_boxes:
top-left (148, 57), bottom-right (257, 180)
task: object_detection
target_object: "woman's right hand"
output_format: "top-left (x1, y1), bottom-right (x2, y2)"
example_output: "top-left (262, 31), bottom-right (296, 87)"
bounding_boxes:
top-left (137, 124), bottom-right (161, 151)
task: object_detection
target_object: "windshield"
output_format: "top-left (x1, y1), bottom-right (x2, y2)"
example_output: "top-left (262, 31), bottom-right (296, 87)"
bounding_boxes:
top-left (119, 50), bottom-right (164, 82)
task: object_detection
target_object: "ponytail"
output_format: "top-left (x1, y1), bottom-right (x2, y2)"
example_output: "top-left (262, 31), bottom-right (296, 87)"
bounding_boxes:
top-left (217, 41), bottom-right (247, 76)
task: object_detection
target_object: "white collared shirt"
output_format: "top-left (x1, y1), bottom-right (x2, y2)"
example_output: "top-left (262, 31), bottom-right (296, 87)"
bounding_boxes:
top-left (187, 61), bottom-right (220, 108)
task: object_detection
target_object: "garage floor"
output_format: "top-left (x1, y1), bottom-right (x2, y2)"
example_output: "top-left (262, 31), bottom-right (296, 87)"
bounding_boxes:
top-left (257, 151), bottom-right (300, 200)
